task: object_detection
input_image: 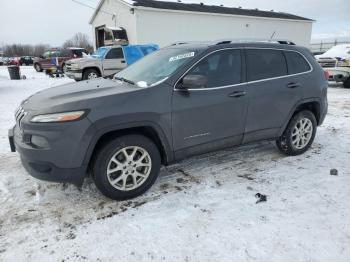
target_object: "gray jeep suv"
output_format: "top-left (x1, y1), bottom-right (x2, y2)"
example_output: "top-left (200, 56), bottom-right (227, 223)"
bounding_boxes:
top-left (9, 40), bottom-right (328, 200)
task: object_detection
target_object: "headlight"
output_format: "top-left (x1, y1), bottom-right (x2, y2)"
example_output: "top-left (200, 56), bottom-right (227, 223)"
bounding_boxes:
top-left (31, 111), bottom-right (86, 123)
top-left (70, 63), bottom-right (80, 70)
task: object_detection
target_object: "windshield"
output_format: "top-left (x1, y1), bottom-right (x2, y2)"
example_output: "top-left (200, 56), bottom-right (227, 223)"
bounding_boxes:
top-left (114, 48), bottom-right (202, 87)
top-left (91, 47), bottom-right (108, 58)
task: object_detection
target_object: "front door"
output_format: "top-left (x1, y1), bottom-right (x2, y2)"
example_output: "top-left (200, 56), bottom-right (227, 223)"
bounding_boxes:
top-left (102, 47), bottom-right (126, 76)
top-left (172, 49), bottom-right (248, 158)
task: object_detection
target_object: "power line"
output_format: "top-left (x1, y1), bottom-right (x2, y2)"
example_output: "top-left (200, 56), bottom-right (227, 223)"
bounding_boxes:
top-left (71, 0), bottom-right (115, 16)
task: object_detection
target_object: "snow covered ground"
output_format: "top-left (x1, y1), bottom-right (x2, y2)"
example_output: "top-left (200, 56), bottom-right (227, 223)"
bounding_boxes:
top-left (0, 66), bottom-right (349, 262)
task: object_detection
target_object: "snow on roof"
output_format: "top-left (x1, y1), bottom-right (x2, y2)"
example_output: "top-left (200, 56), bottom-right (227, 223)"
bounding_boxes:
top-left (90, 0), bottom-right (313, 24)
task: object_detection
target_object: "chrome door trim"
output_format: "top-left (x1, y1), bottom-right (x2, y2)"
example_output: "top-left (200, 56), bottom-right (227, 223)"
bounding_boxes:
top-left (173, 47), bottom-right (313, 92)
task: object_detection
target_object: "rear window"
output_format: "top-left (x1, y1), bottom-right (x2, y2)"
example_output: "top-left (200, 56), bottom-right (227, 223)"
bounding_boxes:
top-left (71, 49), bottom-right (86, 58)
top-left (284, 51), bottom-right (311, 74)
top-left (246, 49), bottom-right (287, 81)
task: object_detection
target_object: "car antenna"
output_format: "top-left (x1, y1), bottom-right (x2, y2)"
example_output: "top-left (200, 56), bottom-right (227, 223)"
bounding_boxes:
top-left (270, 31), bottom-right (276, 41)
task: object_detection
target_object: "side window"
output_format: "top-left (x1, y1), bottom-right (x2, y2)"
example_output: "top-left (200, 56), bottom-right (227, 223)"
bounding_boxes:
top-left (50, 51), bottom-right (60, 58)
top-left (105, 48), bottom-right (124, 59)
top-left (60, 49), bottom-right (71, 58)
top-left (43, 51), bottom-right (50, 59)
top-left (186, 49), bottom-right (241, 88)
top-left (284, 51), bottom-right (311, 74)
top-left (246, 49), bottom-right (287, 81)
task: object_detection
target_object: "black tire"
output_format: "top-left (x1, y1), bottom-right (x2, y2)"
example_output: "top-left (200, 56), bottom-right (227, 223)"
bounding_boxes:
top-left (343, 78), bottom-right (350, 89)
top-left (276, 110), bottom-right (317, 156)
top-left (34, 63), bottom-right (42, 72)
top-left (92, 134), bottom-right (161, 200)
top-left (82, 68), bottom-right (100, 80)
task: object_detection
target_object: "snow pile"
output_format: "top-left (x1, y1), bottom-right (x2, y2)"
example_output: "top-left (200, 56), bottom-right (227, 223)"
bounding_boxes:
top-left (0, 67), bottom-right (350, 261)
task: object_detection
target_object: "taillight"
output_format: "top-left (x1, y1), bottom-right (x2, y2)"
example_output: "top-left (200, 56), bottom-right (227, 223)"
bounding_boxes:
top-left (323, 70), bottom-right (329, 80)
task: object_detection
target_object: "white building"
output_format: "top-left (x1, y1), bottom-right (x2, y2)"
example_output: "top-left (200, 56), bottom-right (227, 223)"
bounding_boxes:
top-left (89, 0), bottom-right (314, 48)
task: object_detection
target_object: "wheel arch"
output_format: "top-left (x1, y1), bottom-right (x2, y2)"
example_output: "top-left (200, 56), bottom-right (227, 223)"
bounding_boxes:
top-left (82, 66), bottom-right (102, 76)
top-left (83, 123), bottom-right (173, 172)
top-left (279, 98), bottom-right (321, 137)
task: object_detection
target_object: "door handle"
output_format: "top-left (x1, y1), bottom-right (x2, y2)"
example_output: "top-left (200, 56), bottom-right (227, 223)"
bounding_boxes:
top-left (229, 91), bottom-right (246, 98)
top-left (287, 82), bottom-right (300, 89)
top-left (121, 60), bottom-right (126, 64)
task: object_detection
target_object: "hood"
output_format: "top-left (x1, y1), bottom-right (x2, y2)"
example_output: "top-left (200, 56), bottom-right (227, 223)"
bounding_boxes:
top-left (22, 78), bottom-right (136, 112)
top-left (67, 56), bottom-right (99, 65)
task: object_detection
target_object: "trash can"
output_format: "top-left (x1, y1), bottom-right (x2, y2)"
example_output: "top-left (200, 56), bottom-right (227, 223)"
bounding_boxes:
top-left (7, 65), bottom-right (21, 80)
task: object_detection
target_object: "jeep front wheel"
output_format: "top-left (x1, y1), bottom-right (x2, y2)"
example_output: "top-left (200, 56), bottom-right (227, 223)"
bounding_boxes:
top-left (92, 135), bottom-right (161, 200)
top-left (276, 110), bottom-right (317, 156)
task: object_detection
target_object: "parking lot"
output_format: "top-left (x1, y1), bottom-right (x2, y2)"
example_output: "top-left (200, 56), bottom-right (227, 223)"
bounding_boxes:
top-left (0, 66), bottom-right (350, 261)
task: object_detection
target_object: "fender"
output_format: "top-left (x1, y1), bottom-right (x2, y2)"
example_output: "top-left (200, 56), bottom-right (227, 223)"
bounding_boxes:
top-left (278, 97), bottom-right (321, 137)
top-left (81, 120), bottom-right (174, 169)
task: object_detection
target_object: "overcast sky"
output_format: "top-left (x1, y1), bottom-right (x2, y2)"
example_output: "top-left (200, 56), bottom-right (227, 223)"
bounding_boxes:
top-left (0, 0), bottom-right (349, 46)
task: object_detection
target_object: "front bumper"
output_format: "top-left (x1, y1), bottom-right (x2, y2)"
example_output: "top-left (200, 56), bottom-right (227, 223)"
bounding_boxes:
top-left (9, 117), bottom-right (96, 186)
top-left (65, 70), bottom-right (83, 81)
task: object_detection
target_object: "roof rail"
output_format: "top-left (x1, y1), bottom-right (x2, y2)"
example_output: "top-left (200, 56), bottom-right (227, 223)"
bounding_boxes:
top-left (168, 42), bottom-right (190, 46)
top-left (215, 39), bottom-right (296, 45)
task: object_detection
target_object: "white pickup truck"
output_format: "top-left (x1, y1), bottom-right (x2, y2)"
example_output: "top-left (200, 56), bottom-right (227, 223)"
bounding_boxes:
top-left (316, 44), bottom-right (350, 88)
top-left (65, 44), bottom-right (158, 81)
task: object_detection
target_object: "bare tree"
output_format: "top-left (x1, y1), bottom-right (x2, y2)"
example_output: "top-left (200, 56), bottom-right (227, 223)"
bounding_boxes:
top-left (62, 33), bottom-right (93, 53)
top-left (3, 43), bottom-right (50, 57)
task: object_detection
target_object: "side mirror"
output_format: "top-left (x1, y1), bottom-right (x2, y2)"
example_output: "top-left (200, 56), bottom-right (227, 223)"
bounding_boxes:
top-left (179, 74), bottom-right (208, 89)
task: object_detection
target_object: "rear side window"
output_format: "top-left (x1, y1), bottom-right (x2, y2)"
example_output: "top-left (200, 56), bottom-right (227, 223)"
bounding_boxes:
top-left (188, 49), bottom-right (241, 88)
top-left (105, 48), bottom-right (124, 59)
top-left (246, 49), bottom-right (287, 81)
top-left (284, 51), bottom-right (311, 74)
top-left (71, 49), bottom-right (86, 58)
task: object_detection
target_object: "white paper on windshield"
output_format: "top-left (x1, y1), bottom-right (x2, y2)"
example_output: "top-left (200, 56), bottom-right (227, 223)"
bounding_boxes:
top-left (137, 81), bottom-right (148, 87)
top-left (169, 52), bottom-right (195, 62)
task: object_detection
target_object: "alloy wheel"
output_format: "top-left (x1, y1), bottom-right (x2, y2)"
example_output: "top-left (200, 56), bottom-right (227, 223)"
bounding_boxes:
top-left (106, 146), bottom-right (152, 191)
top-left (291, 118), bottom-right (313, 149)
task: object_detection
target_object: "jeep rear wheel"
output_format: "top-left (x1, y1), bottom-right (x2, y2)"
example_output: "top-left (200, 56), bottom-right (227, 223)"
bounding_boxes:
top-left (92, 135), bottom-right (161, 200)
top-left (83, 69), bottom-right (100, 80)
top-left (276, 110), bottom-right (317, 156)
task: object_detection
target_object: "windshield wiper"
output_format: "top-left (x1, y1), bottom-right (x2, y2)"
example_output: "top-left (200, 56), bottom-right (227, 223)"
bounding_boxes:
top-left (114, 76), bottom-right (135, 85)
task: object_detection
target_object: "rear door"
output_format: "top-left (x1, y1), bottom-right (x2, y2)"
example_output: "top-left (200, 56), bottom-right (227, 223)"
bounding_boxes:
top-left (172, 49), bottom-right (248, 157)
top-left (243, 48), bottom-right (302, 142)
top-left (102, 47), bottom-right (125, 76)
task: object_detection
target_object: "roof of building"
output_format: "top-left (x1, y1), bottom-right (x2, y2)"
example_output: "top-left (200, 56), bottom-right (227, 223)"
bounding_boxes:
top-left (90, 0), bottom-right (313, 24)
top-left (133, 0), bottom-right (312, 21)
